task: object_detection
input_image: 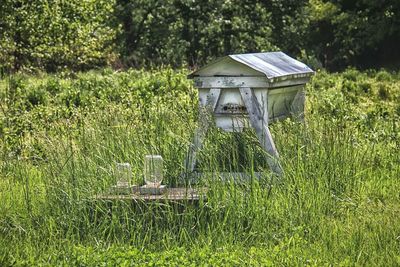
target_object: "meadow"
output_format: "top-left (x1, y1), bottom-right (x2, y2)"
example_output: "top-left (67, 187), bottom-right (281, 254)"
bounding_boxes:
top-left (0, 68), bottom-right (399, 266)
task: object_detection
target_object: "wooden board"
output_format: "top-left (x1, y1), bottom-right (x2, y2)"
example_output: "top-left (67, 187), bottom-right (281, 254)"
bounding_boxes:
top-left (194, 76), bottom-right (268, 88)
top-left (186, 88), bottom-right (221, 171)
top-left (95, 187), bottom-right (207, 202)
top-left (239, 87), bottom-right (283, 175)
top-left (193, 76), bottom-right (311, 89)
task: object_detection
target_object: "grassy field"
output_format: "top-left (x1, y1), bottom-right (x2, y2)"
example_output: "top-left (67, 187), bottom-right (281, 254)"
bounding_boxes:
top-left (0, 68), bottom-right (399, 266)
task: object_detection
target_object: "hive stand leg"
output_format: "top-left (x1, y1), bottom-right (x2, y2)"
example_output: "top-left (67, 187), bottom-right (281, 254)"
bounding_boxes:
top-left (185, 88), bottom-right (221, 173)
top-left (290, 87), bottom-right (305, 122)
top-left (239, 87), bottom-right (283, 176)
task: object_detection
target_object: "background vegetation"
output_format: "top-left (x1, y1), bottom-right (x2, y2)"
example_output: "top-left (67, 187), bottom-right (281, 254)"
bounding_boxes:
top-left (1, 0), bottom-right (400, 72)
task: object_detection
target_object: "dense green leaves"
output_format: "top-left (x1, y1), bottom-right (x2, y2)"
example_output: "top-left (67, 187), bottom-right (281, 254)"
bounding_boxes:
top-left (312, 0), bottom-right (400, 69)
top-left (114, 0), bottom-right (276, 67)
top-left (0, 0), bottom-right (116, 72)
top-left (0, 0), bottom-right (399, 72)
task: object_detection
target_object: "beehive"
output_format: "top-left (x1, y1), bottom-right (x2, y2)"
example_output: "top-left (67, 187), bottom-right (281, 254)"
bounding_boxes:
top-left (186, 52), bottom-right (314, 175)
top-left (189, 52), bottom-right (314, 131)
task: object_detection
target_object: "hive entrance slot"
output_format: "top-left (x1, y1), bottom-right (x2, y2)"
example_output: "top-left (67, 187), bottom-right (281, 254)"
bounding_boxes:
top-left (218, 103), bottom-right (247, 114)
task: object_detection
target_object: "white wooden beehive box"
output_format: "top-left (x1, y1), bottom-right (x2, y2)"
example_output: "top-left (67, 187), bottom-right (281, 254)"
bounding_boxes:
top-left (188, 52), bottom-right (314, 131)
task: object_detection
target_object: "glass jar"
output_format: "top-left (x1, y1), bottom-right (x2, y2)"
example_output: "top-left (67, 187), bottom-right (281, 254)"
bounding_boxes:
top-left (115, 162), bottom-right (132, 187)
top-left (144, 155), bottom-right (163, 187)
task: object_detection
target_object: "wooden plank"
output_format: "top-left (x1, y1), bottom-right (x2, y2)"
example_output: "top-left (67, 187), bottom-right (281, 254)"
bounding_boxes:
top-left (178, 172), bottom-right (283, 185)
top-left (268, 77), bottom-right (311, 88)
top-left (95, 187), bottom-right (207, 202)
top-left (239, 87), bottom-right (283, 175)
top-left (193, 76), bottom-right (268, 88)
top-left (192, 76), bottom-right (311, 89)
top-left (185, 88), bottom-right (221, 172)
top-left (205, 88), bottom-right (221, 110)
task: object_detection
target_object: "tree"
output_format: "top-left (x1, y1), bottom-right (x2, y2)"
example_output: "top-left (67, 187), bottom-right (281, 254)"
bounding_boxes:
top-left (305, 0), bottom-right (400, 70)
top-left (0, 0), bottom-right (116, 72)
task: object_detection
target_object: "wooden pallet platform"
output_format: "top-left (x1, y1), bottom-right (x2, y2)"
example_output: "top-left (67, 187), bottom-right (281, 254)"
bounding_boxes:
top-left (95, 187), bottom-right (207, 202)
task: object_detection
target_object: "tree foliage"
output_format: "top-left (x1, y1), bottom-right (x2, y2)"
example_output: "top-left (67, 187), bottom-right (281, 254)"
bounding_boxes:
top-left (306, 0), bottom-right (400, 70)
top-left (114, 0), bottom-right (276, 67)
top-left (0, 0), bottom-right (399, 72)
top-left (0, 0), bottom-right (115, 73)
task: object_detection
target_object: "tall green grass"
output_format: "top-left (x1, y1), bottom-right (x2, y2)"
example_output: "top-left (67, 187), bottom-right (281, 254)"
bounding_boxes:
top-left (0, 68), bottom-right (399, 265)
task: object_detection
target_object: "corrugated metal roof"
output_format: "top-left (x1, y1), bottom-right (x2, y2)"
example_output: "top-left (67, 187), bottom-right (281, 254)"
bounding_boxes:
top-left (190, 51), bottom-right (314, 79)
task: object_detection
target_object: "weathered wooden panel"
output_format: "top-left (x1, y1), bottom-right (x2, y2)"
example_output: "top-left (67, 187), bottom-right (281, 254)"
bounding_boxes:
top-left (268, 77), bottom-right (311, 88)
top-left (193, 76), bottom-right (310, 89)
top-left (214, 115), bottom-right (249, 132)
top-left (290, 87), bottom-right (306, 121)
top-left (239, 87), bottom-right (283, 175)
top-left (194, 76), bottom-right (269, 88)
top-left (198, 85), bottom-right (303, 131)
top-left (186, 88), bottom-right (221, 171)
top-left (266, 86), bottom-right (300, 118)
top-left (192, 56), bottom-right (262, 77)
top-left (95, 187), bottom-right (207, 201)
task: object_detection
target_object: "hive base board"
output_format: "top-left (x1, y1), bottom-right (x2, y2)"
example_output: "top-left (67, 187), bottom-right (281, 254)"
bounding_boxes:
top-left (180, 172), bottom-right (282, 184)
